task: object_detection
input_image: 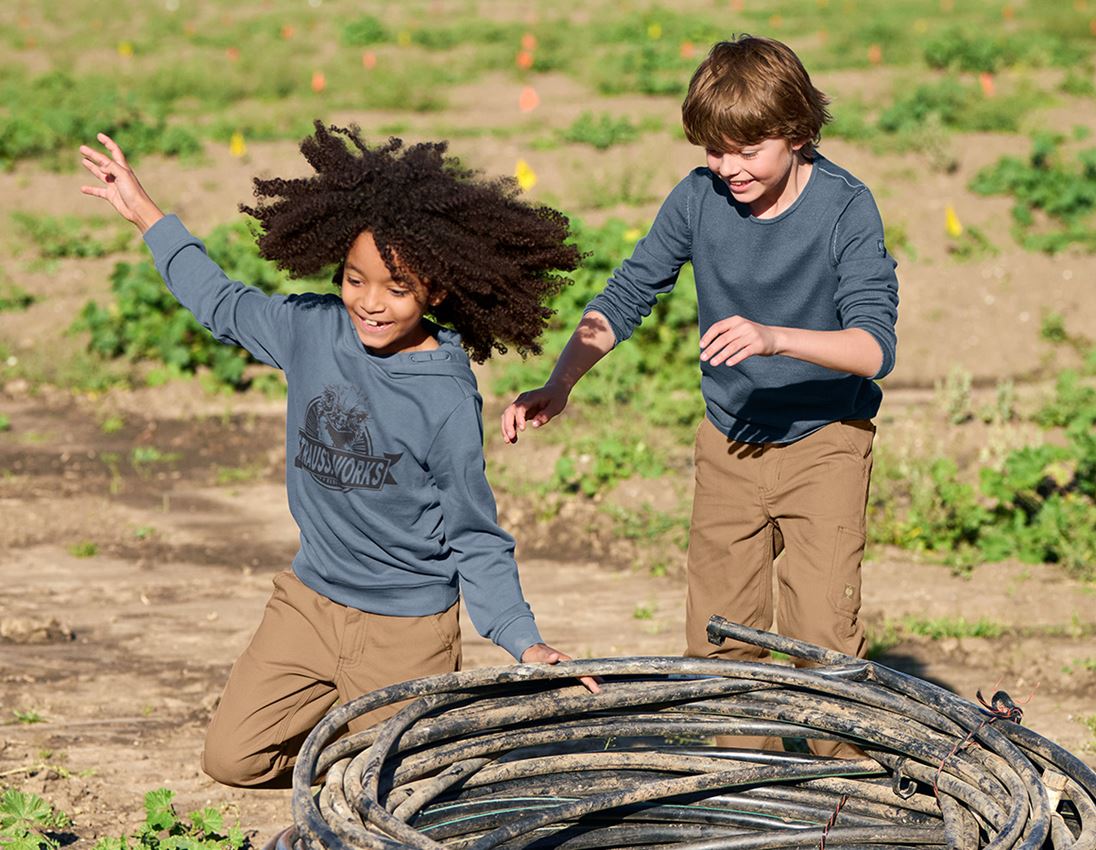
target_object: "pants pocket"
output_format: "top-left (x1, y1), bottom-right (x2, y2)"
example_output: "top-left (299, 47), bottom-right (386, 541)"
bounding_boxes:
top-left (828, 526), bottom-right (864, 620)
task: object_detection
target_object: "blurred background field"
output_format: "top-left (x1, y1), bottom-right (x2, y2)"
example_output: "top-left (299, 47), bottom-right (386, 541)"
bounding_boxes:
top-left (1, 0), bottom-right (1095, 844)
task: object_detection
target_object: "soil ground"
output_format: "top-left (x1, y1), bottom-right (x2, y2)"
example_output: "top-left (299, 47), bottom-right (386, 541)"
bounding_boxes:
top-left (1, 39), bottom-right (1095, 850)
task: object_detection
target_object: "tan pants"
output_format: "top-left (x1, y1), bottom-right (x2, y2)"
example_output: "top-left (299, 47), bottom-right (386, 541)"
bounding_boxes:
top-left (202, 570), bottom-right (461, 788)
top-left (684, 418), bottom-right (874, 757)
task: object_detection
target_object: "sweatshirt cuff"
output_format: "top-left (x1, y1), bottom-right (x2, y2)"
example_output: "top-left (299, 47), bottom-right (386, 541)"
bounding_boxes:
top-left (494, 615), bottom-right (543, 662)
top-left (143, 214), bottom-right (199, 264)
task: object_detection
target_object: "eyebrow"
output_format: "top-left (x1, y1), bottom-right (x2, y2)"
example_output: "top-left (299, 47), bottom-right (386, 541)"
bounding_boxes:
top-left (345, 263), bottom-right (395, 283)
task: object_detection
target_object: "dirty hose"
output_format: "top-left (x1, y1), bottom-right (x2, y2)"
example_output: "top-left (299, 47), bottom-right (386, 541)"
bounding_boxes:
top-left (284, 618), bottom-right (1096, 849)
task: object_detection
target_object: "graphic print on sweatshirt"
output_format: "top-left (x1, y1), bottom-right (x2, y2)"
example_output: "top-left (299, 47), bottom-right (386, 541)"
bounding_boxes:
top-left (294, 384), bottom-right (402, 492)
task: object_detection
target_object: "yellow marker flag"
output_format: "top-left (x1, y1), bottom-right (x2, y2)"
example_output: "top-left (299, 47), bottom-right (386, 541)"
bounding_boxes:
top-left (647, 22), bottom-right (662, 39)
top-left (945, 204), bottom-right (963, 239)
top-left (117, 41), bottom-right (134, 57)
top-left (229, 131), bottom-right (247, 158)
top-left (515, 159), bottom-right (537, 192)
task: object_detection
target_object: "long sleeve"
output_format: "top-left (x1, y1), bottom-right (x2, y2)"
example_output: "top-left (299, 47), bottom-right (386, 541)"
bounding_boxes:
top-left (584, 177), bottom-right (694, 345)
top-left (426, 396), bottom-right (541, 660)
top-left (830, 190), bottom-right (900, 380)
top-left (143, 214), bottom-right (299, 371)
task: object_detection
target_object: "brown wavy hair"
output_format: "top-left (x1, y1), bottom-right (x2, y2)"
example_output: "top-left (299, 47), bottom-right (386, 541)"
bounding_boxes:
top-left (240, 121), bottom-right (581, 361)
top-left (681, 36), bottom-right (831, 157)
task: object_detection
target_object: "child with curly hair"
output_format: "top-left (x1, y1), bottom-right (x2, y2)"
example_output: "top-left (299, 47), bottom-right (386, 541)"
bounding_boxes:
top-left (79, 122), bottom-right (593, 789)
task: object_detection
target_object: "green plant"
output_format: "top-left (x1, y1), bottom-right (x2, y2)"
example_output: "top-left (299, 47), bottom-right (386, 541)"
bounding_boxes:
top-left (100, 415), bottom-right (125, 434)
top-left (632, 602), bottom-right (656, 620)
top-left (902, 616), bottom-right (1004, 640)
top-left (0, 414), bottom-right (10, 432)
top-left (0, 789), bottom-right (71, 850)
top-left (67, 541), bottom-right (98, 558)
top-left (935, 366), bottom-right (973, 424)
top-left (12, 212), bottom-right (130, 259)
top-left (92, 788), bottom-right (247, 850)
top-left (0, 279), bottom-right (34, 312)
top-left (11, 709), bottom-right (44, 725)
top-left (561, 112), bottom-right (643, 150)
top-left (551, 432), bottom-right (666, 498)
top-left (970, 133), bottom-right (1096, 253)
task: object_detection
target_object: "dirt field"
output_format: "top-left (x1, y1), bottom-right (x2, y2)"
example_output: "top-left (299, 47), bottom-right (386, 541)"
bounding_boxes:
top-left (2, 26), bottom-right (1095, 850)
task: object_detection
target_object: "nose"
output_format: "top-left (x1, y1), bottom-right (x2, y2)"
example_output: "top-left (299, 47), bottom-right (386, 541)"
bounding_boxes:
top-left (717, 154), bottom-right (739, 178)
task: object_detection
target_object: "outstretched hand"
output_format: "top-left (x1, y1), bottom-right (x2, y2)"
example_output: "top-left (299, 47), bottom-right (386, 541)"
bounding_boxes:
top-left (521, 642), bottom-right (601, 693)
top-left (500, 382), bottom-right (569, 444)
top-left (79, 133), bottom-right (164, 233)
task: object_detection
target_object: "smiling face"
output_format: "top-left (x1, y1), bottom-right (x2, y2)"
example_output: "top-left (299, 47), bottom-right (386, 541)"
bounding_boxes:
top-left (705, 137), bottom-right (810, 219)
top-left (340, 231), bottom-right (442, 356)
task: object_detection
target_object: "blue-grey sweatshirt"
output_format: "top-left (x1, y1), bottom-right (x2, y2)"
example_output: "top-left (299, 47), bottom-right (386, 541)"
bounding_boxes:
top-left (586, 155), bottom-right (899, 444)
top-left (144, 215), bottom-right (542, 660)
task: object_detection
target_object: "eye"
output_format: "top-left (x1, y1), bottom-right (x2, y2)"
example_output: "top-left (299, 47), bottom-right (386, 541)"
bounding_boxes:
top-left (345, 277), bottom-right (362, 287)
top-left (389, 287), bottom-right (411, 297)
top-left (741, 150), bottom-right (758, 159)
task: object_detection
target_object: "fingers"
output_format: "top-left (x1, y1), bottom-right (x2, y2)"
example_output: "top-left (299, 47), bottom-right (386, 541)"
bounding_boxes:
top-left (580, 675), bottom-right (603, 694)
top-left (699, 315), bottom-right (741, 348)
top-left (97, 132), bottom-right (129, 167)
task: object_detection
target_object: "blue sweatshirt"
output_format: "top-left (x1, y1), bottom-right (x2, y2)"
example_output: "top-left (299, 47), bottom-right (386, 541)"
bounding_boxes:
top-left (144, 215), bottom-right (542, 660)
top-left (586, 155), bottom-right (899, 444)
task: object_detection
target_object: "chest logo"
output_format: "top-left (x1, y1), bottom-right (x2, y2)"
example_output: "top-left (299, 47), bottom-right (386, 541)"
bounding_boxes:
top-left (295, 384), bottom-right (401, 492)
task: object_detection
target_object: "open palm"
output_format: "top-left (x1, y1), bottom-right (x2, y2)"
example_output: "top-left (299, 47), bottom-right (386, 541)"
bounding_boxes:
top-left (79, 133), bottom-right (164, 232)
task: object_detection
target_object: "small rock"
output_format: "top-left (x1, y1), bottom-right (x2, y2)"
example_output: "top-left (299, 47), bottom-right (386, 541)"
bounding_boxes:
top-left (0, 617), bottom-right (75, 644)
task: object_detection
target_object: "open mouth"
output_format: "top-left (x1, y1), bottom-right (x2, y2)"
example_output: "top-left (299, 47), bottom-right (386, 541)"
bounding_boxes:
top-left (357, 316), bottom-right (393, 333)
top-left (728, 178), bottom-right (754, 191)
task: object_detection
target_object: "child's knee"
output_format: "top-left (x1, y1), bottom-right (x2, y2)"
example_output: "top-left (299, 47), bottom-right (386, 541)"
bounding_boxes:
top-left (201, 730), bottom-right (288, 788)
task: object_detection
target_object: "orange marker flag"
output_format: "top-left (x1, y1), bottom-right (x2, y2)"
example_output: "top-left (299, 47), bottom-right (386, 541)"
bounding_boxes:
top-left (362, 51), bottom-right (377, 70)
top-left (516, 50), bottom-right (534, 70)
top-left (680, 41), bottom-right (696, 59)
top-left (311, 71), bottom-right (326, 93)
top-left (519, 86), bottom-right (539, 112)
top-left (867, 43), bottom-right (883, 65)
top-left (979, 72), bottom-right (995, 97)
top-left (515, 159), bottom-right (537, 191)
top-left (226, 46), bottom-right (240, 62)
top-left (281, 24), bottom-right (295, 40)
top-left (521, 32), bottom-right (537, 51)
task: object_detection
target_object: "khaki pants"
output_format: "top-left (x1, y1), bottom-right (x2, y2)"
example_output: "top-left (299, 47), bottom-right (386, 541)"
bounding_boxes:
top-left (202, 570), bottom-right (461, 788)
top-left (684, 418), bottom-right (874, 757)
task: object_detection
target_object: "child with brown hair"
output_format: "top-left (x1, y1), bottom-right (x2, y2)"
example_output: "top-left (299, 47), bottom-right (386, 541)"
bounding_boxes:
top-left (80, 122), bottom-right (596, 788)
top-left (502, 36), bottom-right (899, 757)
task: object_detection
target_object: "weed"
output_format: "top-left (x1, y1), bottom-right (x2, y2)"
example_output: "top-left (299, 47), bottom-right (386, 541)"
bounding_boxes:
top-left (970, 133), bottom-right (1096, 253)
top-left (99, 415), bottom-right (125, 434)
top-left (902, 616), bottom-right (1005, 640)
top-left (0, 414), bottom-right (10, 432)
top-left (67, 541), bottom-right (98, 558)
top-left (92, 788), bottom-right (248, 850)
top-left (632, 602), bottom-right (656, 621)
top-left (11, 710), bottom-right (44, 725)
top-left (12, 212), bottom-right (130, 259)
top-left (947, 225), bottom-right (997, 261)
top-left (0, 279), bottom-right (34, 312)
top-left (215, 465), bottom-right (265, 486)
top-left (130, 446), bottom-right (180, 467)
top-left (562, 112), bottom-right (646, 150)
top-left (133, 525), bottom-right (155, 540)
top-left (0, 788), bottom-right (71, 850)
top-left (935, 366), bottom-right (973, 425)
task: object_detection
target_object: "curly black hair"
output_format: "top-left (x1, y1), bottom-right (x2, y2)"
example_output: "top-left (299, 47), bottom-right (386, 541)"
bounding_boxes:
top-left (240, 121), bottom-right (581, 362)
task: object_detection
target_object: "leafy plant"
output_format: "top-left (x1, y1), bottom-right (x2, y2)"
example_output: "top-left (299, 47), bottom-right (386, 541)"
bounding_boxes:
top-left (0, 280), bottom-right (34, 312)
top-left (12, 212), bottom-right (131, 259)
top-left (11, 709), bottom-right (44, 725)
top-left (67, 541), bottom-right (98, 558)
top-left (0, 789), bottom-right (71, 850)
top-left (92, 788), bottom-right (247, 850)
top-left (562, 112), bottom-right (644, 150)
top-left (970, 133), bottom-right (1096, 253)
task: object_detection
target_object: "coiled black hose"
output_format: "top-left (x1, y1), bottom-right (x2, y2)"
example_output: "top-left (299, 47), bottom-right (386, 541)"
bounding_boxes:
top-left (285, 618), bottom-right (1096, 849)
